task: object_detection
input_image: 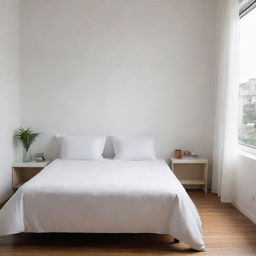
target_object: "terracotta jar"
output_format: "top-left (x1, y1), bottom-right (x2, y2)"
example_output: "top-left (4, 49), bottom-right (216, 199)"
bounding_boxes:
top-left (175, 149), bottom-right (182, 159)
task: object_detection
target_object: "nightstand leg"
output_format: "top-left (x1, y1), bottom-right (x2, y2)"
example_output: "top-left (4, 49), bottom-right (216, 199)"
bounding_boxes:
top-left (204, 184), bottom-right (207, 194)
top-left (204, 163), bottom-right (208, 194)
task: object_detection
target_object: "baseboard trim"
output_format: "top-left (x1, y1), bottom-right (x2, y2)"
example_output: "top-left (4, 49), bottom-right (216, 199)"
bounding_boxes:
top-left (233, 201), bottom-right (256, 224)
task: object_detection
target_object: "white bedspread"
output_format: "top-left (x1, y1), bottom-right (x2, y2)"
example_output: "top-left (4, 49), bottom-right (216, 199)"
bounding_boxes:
top-left (0, 159), bottom-right (205, 251)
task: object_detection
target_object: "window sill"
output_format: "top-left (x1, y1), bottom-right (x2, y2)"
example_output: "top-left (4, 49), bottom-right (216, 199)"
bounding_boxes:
top-left (237, 146), bottom-right (256, 161)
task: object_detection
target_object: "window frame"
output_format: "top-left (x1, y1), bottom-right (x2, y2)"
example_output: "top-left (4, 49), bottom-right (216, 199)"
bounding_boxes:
top-left (238, 3), bottom-right (256, 155)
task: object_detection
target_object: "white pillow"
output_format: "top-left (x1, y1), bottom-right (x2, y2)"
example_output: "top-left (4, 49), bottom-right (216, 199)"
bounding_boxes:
top-left (56, 134), bottom-right (106, 160)
top-left (112, 136), bottom-right (156, 160)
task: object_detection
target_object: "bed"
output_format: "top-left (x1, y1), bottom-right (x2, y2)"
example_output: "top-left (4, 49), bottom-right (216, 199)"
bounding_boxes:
top-left (0, 159), bottom-right (205, 251)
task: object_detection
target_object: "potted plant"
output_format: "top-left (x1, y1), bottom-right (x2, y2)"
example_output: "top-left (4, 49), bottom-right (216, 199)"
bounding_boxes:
top-left (16, 128), bottom-right (41, 162)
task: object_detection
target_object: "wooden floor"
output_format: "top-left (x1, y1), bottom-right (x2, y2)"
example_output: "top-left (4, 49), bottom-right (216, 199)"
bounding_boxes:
top-left (0, 191), bottom-right (255, 256)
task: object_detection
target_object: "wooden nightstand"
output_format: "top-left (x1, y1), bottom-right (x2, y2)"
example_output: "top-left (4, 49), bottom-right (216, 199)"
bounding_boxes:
top-left (12, 161), bottom-right (51, 189)
top-left (171, 158), bottom-right (208, 193)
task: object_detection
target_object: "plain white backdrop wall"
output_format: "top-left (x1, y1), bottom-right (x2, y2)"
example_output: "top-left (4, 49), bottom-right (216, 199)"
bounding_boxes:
top-left (20, 0), bottom-right (218, 185)
top-left (0, 0), bottom-right (20, 202)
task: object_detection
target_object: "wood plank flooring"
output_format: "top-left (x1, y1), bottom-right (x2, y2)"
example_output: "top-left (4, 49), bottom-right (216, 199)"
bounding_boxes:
top-left (0, 190), bottom-right (255, 256)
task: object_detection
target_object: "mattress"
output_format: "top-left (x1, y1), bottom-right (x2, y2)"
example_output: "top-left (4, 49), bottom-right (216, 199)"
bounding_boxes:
top-left (0, 159), bottom-right (205, 251)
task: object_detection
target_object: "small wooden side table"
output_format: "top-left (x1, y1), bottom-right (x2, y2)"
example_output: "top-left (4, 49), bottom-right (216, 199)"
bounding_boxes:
top-left (171, 158), bottom-right (208, 193)
top-left (12, 161), bottom-right (51, 189)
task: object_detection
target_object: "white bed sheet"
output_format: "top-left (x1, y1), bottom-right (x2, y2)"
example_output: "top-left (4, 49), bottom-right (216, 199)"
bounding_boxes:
top-left (0, 159), bottom-right (205, 251)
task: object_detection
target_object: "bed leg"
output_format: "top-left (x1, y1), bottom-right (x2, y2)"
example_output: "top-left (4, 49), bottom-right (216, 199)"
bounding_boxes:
top-left (173, 238), bottom-right (180, 243)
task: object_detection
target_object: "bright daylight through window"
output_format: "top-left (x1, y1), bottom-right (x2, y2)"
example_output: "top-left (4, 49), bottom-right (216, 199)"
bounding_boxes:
top-left (239, 7), bottom-right (256, 149)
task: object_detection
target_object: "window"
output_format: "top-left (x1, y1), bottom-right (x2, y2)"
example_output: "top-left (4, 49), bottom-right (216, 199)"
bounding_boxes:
top-left (239, 6), bottom-right (256, 149)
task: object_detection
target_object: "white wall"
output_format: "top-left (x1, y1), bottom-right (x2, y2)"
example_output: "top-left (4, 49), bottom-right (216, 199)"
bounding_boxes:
top-left (20, 0), bottom-right (218, 184)
top-left (0, 0), bottom-right (20, 202)
top-left (235, 154), bottom-right (256, 223)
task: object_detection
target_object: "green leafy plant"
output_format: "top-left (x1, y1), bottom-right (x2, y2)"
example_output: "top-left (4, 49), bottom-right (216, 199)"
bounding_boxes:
top-left (16, 128), bottom-right (41, 152)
